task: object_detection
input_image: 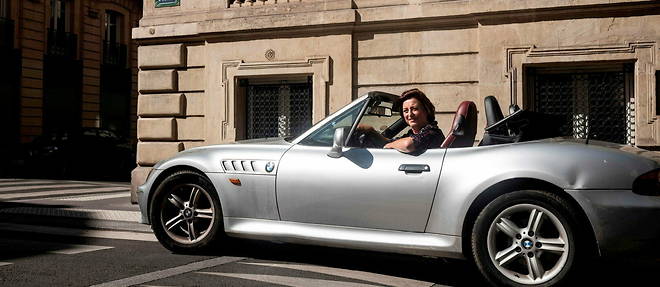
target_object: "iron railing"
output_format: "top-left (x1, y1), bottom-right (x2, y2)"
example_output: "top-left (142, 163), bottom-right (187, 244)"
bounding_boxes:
top-left (229, 0), bottom-right (315, 7)
top-left (246, 83), bottom-right (312, 139)
top-left (533, 69), bottom-right (634, 144)
top-left (103, 41), bottom-right (127, 67)
top-left (47, 28), bottom-right (77, 58)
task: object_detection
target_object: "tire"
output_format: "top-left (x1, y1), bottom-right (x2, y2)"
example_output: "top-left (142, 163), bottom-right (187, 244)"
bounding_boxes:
top-left (150, 170), bottom-right (224, 253)
top-left (471, 190), bottom-right (582, 287)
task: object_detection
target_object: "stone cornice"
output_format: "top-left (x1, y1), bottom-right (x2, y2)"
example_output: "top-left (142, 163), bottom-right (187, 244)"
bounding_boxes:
top-left (133, 0), bottom-right (659, 42)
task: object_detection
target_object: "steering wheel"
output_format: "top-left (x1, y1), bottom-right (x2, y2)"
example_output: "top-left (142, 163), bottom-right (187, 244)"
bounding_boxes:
top-left (349, 129), bottom-right (384, 148)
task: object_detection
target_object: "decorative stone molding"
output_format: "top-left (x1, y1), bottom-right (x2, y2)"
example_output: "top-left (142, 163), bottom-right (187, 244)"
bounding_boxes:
top-left (218, 56), bottom-right (331, 142)
top-left (504, 41), bottom-right (658, 145)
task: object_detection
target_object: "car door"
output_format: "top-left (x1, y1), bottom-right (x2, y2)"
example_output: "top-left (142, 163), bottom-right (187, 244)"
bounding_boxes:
top-left (276, 142), bottom-right (445, 232)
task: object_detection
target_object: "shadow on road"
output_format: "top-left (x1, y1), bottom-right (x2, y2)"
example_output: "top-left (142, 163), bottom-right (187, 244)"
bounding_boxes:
top-left (192, 237), bottom-right (660, 287)
top-left (0, 201), bottom-right (96, 262)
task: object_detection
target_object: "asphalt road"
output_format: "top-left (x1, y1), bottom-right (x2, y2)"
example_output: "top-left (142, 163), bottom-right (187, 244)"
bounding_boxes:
top-left (0, 178), bottom-right (659, 286)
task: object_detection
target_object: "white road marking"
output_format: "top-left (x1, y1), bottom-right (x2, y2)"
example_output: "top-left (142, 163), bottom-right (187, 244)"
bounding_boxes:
top-left (53, 192), bottom-right (129, 201)
top-left (90, 257), bottom-right (244, 287)
top-left (0, 179), bottom-right (58, 185)
top-left (0, 223), bottom-right (157, 242)
top-left (0, 207), bottom-right (140, 222)
top-left (240, 262), bottom-right (435, 287)
top-left (0, 186), bottom-right (129, 200)
top-left (0, 184), bottom-right (93, 192)
top-left (49, 244), bottom-right (114, 255)
top-left (197, 272), bottom-right (384, 287)
top-left (0, 262), bottom-right (12, 267)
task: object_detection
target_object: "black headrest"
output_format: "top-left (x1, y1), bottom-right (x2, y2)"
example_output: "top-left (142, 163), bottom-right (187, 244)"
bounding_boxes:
top-left (484, 96), bottom-right (504, 127)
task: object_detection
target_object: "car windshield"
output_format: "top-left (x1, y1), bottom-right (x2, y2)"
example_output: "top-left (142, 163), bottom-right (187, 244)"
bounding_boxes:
top-left (297, 101), bottom-right (366, 146)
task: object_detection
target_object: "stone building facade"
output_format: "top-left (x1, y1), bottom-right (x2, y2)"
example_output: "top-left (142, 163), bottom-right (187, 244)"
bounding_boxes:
top-left (0, 0), bottom-right (142, 147)
top-left (131, 0), bottom-right (659, 201)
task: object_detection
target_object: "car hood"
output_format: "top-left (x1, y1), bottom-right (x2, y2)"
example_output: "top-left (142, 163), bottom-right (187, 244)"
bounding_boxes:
top-left (153, 138), bottom-right (293, 172)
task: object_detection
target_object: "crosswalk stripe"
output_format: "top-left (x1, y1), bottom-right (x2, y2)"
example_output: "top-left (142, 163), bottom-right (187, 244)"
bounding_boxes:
top-left (5, 239), bottom-right (115, 255)
top-left (0, 179), bottom-right (129, 188)
top-left (49, 244), bottom-right (114, 255)
top-left (240, 262), bottom-right (435, 287)
top-left (0, 179), bottom-right (60, 185)
top-left (0, 207), bottom-right (140, 222)
top-left (54, 192), bottom-right (129, 201)
top-left (90, 257), bottom-right (244, 287)
top-left (0, 223), bottom-right (157, 242)
top-left (197, 272), bottom-right (383, 287)
top-left (0, 183), bottom-right (95, 192)
top-left (0, 186), bottom-right (129, 200)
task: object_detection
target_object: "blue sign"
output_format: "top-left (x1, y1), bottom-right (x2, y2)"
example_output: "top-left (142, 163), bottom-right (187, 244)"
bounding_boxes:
top-left (155, 0), bottom-right (180, 8)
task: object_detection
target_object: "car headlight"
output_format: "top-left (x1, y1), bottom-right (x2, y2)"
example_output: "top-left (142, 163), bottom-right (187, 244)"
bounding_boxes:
top-left (633, 168), bottom-right (660, 196)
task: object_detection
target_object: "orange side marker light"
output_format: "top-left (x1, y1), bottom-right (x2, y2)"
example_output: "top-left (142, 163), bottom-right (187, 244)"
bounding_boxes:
top-left (229, 178), bottom-right (241, 186)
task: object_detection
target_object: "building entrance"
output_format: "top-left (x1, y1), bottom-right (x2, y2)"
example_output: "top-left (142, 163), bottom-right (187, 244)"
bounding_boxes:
top-left (244, 79), bottom-right (313, 140)
top-left (527, 63), bottom-right (635, 145)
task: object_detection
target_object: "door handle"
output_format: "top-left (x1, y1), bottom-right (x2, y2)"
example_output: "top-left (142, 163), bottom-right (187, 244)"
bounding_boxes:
top-left (398, 164), bottom-right (430, 173)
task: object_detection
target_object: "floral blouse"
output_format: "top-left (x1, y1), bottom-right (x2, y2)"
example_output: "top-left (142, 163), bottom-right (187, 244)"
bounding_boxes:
top-left (392, 123), bottom-right (445, 151)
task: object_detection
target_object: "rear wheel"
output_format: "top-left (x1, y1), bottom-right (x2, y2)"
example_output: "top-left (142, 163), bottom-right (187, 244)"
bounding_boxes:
top-left (472, 190), bottom-right (581, 286)
top-left (150, 170), bottom-right (223, 253)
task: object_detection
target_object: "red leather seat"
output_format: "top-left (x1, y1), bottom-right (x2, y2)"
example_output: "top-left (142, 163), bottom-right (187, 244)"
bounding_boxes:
top-left (441, 101), bottom-right (478, 148)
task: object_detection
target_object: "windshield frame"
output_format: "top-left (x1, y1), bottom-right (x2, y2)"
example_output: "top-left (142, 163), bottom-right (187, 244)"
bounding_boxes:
top-left (291, 91), bottom-right (399, 146)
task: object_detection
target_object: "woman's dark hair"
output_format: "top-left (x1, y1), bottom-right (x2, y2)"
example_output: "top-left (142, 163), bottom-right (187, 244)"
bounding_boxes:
top-left (396, 88), bottom-right (436, 123)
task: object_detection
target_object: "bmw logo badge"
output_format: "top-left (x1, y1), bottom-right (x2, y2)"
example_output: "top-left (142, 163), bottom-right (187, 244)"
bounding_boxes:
top-left (265, 162), bottom-right (275, 173)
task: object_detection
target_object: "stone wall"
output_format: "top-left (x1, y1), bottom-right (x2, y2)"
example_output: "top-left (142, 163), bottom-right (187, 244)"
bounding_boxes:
top-left (132, 0), bottom-right (660, 199)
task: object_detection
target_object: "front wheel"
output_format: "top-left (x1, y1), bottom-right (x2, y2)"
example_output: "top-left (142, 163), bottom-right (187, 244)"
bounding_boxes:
top-left (472, 190), bottom-right (582, 286)
top-left (150, 170), bottom-right (223, 253)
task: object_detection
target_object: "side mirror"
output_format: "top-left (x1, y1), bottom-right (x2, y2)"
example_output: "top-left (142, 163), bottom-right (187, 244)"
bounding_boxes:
top-left (327, 127), bottom-right (349, 158)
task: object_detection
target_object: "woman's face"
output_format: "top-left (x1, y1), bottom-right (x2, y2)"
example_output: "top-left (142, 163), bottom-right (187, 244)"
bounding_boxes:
top-left (402, 97), bottom-right (429, 132)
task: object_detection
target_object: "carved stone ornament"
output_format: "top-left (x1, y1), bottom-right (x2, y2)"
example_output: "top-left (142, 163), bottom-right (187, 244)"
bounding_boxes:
top-left (265, 49), bottom-right (276, 61)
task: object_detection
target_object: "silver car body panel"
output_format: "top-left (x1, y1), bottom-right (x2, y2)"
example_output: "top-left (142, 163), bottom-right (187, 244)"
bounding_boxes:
top-left (426, 139), bottom-right (659, 236)
top-left (138, 93), bottom-right (660, 257)
top-left (567, 189), bottom-right (660, 255)
top-left (277, 145), bottom-right (445, 232)
top-left (224, 217), bottom-right (463, 259)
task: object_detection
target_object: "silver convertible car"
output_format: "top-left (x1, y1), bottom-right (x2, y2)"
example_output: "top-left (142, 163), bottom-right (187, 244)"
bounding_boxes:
top-left (137, 91), bottom-right (660, 286)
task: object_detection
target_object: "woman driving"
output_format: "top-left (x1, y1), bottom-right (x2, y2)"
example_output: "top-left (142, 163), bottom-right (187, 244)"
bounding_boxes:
top-left (360, 88), bottom-right (445, 153)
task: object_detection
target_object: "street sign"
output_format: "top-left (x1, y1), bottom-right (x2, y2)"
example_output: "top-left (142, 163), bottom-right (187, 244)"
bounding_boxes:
top-left (155, 0), bottom-right (180, 8)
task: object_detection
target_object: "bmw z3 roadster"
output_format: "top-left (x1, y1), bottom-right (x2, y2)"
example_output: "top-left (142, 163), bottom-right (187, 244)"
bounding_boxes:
top-left (137, 91), bottom-right (660, 286)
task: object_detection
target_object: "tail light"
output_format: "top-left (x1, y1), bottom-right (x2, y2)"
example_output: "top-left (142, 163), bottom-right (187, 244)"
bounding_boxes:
top-left (633, 168), bottom-right (660, 196)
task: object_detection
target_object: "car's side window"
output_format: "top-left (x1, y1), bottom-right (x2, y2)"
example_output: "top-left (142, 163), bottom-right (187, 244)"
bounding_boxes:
top-left (298, 102), bottom-right (365, 147)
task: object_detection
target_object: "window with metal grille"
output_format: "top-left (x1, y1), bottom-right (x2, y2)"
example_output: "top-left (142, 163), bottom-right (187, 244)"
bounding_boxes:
top-left (527, 64), bottom-right (634, 145)
top-left (246, 81), bottom-right (312, 139)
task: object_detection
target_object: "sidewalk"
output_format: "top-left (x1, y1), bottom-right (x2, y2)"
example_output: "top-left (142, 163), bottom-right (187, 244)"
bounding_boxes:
top-left (0, 178), bottom-right (153, 239)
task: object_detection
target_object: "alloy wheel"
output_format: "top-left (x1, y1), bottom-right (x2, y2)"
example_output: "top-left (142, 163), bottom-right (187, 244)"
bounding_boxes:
top-left (159, 183), bottom-right (216, 244)
top-left (486, 203), bottom-right (570, 285)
